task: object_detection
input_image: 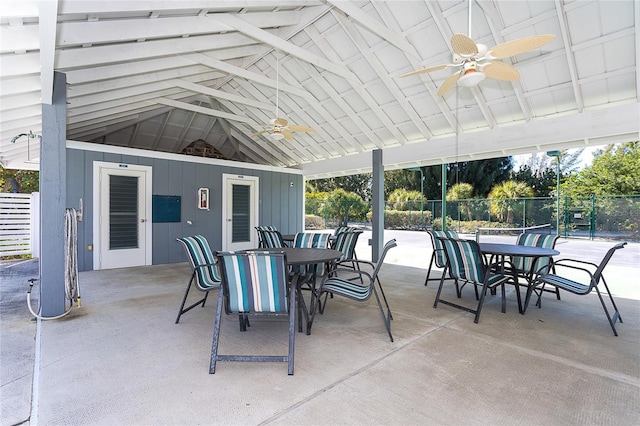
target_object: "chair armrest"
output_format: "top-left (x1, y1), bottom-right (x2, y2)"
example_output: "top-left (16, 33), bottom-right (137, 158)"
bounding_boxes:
top-left (536, 259), bottom-right (595, 281)
top-left (322, 266), bottom-right (373, 285)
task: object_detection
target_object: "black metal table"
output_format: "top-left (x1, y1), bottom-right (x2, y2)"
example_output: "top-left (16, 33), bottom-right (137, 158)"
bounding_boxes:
top-left (247, 247), bottom-right (342, 334)
top-left (479, 243), bottom-right (560, 313)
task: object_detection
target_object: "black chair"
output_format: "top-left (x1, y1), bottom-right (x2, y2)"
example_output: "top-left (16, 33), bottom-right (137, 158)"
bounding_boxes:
top-left (211, 250), bottom-right (296, 375)
top-left (524, 242), bottom-right (627, 336)
top-left (312, 239), bottom-right (397, 342)
top-left (434, 238), bottom-right (514, 323)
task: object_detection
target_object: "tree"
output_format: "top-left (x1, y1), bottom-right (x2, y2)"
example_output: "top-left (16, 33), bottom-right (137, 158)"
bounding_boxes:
top-left (307, 174), bottom-right (371, 202)
top-left (511, 166), bottom-right (556, 197)
top-left (488, 180), bottom-right (534, 223)
top-left (323, 189), bottom-right (368, 226)
top-left (561, 142), bottom-right (640, 197)
top-left (447, 182), bottom-right (474, 220)
top-left (421, 157), bottom-right (513, 200)
top-left (0, 167), bottom-right (39, 193)
top-left (386, 188), bottom-right (425, 211)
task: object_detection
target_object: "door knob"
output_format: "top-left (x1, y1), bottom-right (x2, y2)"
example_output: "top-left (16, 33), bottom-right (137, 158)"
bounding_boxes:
top-left (140, 219), bottom-right (146, 223)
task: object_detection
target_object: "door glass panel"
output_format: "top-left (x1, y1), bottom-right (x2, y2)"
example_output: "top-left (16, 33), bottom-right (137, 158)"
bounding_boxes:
top-left (109, 175), bottom-right (139, 250)
top-left (232, 184), bottom-right (250, 243)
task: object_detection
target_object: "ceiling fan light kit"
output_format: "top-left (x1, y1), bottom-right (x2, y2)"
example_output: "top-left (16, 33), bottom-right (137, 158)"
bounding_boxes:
top-left (252, 51), bottom-right (315, 141)
top-left (400, 1), bottom-right (555, 95)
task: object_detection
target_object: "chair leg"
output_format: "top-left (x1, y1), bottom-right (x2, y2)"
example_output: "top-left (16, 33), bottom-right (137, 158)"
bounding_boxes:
top-left (175, 274), bottom-right (209, 324)
top-left (424, 255), bottom-right (436, 286)
top-left (375, 276), bottom-right (393, 320)
top-left (209, 290), bottom-right (225, 374)
top-left (473, 281), bottom-right (491, 324)
top-left (373, 288), bottom-right (393, 342)
top-left (433, 269), bottom-right (448, 308)
top-left (596, 277), bottom-right (623, 336)
top-left (288, 286), bottom-right (296, 375)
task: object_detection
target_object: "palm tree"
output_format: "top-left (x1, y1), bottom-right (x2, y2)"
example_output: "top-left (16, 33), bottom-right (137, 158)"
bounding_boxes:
top-left (447, 182), bottom-right (474, 220)
top-left (488, 180), bottom-right (534, 223)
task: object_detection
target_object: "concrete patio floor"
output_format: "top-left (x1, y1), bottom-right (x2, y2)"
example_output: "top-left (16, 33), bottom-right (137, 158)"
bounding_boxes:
top-left (2, 232), bottom-right (639, 425)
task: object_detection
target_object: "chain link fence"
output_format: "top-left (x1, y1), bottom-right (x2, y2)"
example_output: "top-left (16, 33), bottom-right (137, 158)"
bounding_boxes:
top-left (305, 195), bottom-right (639, 242)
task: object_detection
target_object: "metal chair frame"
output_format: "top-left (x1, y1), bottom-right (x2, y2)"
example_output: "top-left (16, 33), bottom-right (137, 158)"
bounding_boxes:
top-left (211, 251), bottom-right (296, 375)
top-left (312, 239), bottom-right (397, 342)
top-left (524, 242), bottom-right (626, 336)
top-left (434, 238), bottom-right (515, 323)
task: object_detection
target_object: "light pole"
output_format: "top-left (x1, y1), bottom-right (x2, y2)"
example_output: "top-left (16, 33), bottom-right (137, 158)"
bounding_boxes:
top-left (546, 150), bottom-right (561, 236)
top-left (408, 167), bottom-right (424, 230)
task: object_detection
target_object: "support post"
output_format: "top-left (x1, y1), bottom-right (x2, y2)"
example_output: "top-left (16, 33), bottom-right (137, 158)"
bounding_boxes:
top-left (39, 71), bottom-right (67, 316)
top-left (371, 149), bottom-right (384, 262)
top-left (441, 163), bottom-right (447, 231)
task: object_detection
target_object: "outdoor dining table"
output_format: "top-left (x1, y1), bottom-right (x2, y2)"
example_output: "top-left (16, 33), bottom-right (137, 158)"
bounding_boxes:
top-left (246, 247), bottom-right (342, 334)
top-left (479, 242), bottom-right (560, 314)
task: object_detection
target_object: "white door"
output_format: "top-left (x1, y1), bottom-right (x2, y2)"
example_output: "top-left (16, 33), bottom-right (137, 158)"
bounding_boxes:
top-left (94, 162), bottom-right (152, 270)
top-left (222, 174), bottom-right (259, 251)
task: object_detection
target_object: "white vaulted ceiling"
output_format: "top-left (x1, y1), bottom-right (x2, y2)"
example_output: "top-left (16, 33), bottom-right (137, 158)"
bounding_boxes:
top-left (1, 1), bottom-right (638, 178)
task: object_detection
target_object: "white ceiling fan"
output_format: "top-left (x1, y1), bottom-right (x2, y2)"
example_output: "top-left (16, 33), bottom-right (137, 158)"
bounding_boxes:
top-left (400, 0), bottom-right (555, 96)
top-left (253, 51), bottom-right (314, 141)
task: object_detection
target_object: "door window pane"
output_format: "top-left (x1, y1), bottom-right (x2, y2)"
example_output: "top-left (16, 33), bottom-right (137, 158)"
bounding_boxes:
top-left (232, 184), bottom-right (250, 243)
top-left (109, 175), bottom-right (139, 250)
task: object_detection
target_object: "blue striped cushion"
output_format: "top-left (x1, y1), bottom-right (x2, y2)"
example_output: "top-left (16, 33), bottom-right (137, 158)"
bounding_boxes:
top-left (333, 230), bottom-right (362, 261)
top-left (441, 238), bottom-right (483, 282)
top-left (514, 233), bottom-right (556, 273)
top-left (334, 226), bottom-right (354, 235)
top-left (177, 235), bottom-right (221, 290)
top-left (261, 230), bottom-right (285, 248)
top-left (431, 230), bottom-right (459, 268)
top-left (293, 232), bottom-right (331, 276)
top-left (217, 251), bottom-right (289, 313)
top-left (321, 277), bottom-right (370, 301)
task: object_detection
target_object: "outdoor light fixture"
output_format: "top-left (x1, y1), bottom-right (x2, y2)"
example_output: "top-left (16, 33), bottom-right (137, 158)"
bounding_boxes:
top-left (10, 131), bottom-right (40, 163)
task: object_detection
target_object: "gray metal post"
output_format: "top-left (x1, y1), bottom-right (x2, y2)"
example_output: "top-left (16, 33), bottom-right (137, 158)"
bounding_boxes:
top-left (39, 72), bottom-right (67, 316)
top-left (441, 163), bottom-right (447, 231)
top-left (371, 149), bottom-right (384, 262)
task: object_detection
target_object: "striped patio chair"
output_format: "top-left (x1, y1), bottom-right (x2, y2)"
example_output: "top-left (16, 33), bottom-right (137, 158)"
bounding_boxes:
top-left (512, 233), bottom-right (560, 305)
top-left (255, 225), bottom-right (278, 248)
top-left (333, 228), bottom-right (363, 268)
top-left (292, 232), bottom-right (331, 281)
top-left (211, 251), bottom-right (295, 374)
top-left (434, 238), bottom-right (514, 323)
top-left (425, 230), bottom-right (459, 287)
top-left (313, 239), bottom-right (397, 342)
top-left (334, 225), bottom-right (356, 235)
top-left (260, 229), bottom-right (287, 248)
top-left (524, 242), bottom-right (626, 336)
top-left (175, 235), bottom-right (221, 324)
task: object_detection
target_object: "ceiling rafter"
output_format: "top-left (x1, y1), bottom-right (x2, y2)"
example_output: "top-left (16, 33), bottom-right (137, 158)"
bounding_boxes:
top-left (373, 1), bottom-right (457, 133)
top-left (553, 0), bottom-right (584, 113)
top-left (212, 13), bottom-right (358, 84)
top-left (332, 10), bottom-right (431, 143)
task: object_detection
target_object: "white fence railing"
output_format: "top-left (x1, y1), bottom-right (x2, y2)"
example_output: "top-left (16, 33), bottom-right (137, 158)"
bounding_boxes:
top-left (0, 192), bottom-right (39, 258)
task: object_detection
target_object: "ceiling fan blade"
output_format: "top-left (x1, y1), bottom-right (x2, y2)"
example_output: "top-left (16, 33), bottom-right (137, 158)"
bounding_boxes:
top-left (252, 130), bottom-right (269, 137)
top-left (282, 129), bottom-right (294, 140)
top-left (437, 71), bottom-right (462, 96)
top-left (482, 61), bottom-right (520, 81)
top-left (400, 64), bottom-right (451, 78)
top-left (451, 33), bottom-right (478, 56)
top-left (287, 125), bottom-right (314, 132)
top-left (274, 117), bottom-right (288, 126)
top-left (487, 34), bottom-right (556, 59)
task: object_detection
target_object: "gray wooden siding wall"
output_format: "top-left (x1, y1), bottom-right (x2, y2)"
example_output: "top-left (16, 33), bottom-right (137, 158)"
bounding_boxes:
top-left (67, 148), bottom-right (303, 271)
